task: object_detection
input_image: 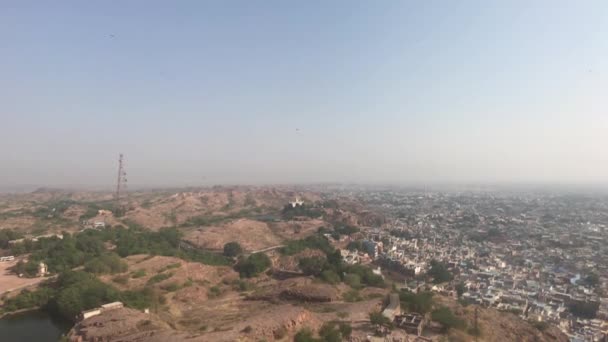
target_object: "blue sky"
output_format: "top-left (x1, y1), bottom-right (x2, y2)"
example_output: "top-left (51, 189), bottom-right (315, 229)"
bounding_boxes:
top-left (1, 1), bottom-right (607, 188)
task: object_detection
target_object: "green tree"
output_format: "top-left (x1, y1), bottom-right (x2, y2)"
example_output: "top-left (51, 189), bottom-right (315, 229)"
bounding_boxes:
top-left (235, 253), bottom-right (271, 278)
top-left (428, 260), bottom-right (453, 284)
top-left (431, 306), bottom-right (466, 332)
top-left (338, 322), bottom-right (352, 338)
top-left (399, 290), bottom-right (434, 314)
top-left (584, 273), bottom-right (600, 287)
top-left (299, 256), bottom-right (328, 276)
top-left (294, 328), bottom-right (316, 342)
top-left (223, 242), bottom-right (243, 257)
top-left (369, 311), bottom-right (392, 327)
top-left (318, 322), bottom-right (342, 342)
top-left (456, 282), bottom-right (465, 298)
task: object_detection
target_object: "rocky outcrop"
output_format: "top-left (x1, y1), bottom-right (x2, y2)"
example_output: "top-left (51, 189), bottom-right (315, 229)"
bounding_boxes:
top-left (67, 307), bottom-right (171, 342)
top-left (279, 285), bottom-right (336, 302)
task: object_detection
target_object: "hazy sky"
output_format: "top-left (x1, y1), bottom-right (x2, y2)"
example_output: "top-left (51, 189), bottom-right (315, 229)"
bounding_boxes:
top-left (2, 1), bottom-right (607, 188)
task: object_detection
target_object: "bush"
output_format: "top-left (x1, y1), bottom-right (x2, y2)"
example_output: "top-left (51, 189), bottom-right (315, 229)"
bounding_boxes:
top-left (343, 265), bottom-right (384, 287)
top-left (319, 322), bottom-right (342, 342)
top-left (51, 271), bottom-right (121, 321)
top-left (84, 253), bottom-right (128, 275)
top-left (399, 290), bottom-right (434, 314)
top-left (569, 301), bottom-right (599, 319)
top-left (299, 256), bottom-right (329, 276)
top-left (147, 272), bottom-right (174, 285)
top-left (208, 286), bottom-right (221, 297)
top-left (428, 260), bottom-right (453, 284)
top-left (235, 253), bottom-right (271, 278)
top-left (273, 326), bottom-right (287, 339)
top-left (131, 269), bottom-right (146, 278)
top-left (321, 270), bottom-right (341, 284)
top-left (235, 280), bottom-right (253, 292)
top-left (282, 235), bottom-right (333, 255)
top-left (369, 311), bottom-right (392, 327)
top-left (431, 306), bottom-right (466, 332)
top-left (0, 229), bottom-right (23, 249)
top-left (339, 322), bottom-right (352, 338)
top-left (344, 274), bottom-right (361, 289)
top-left (161, 282), bottom-right (180, 292)
top-left (112, 275), bottom-right (129, 285)
top-left (294, 328), bottom-right (315, 342)
top-left (346, 240), bottom-right (364, 251)
top-left (343, 290), bottom-right (362, 302)
top-left (223, 242), bottom-right (243, 257)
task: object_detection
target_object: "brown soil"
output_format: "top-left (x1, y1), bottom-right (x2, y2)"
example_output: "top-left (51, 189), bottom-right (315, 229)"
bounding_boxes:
top-left (184, 219), bottom-right (283, 251)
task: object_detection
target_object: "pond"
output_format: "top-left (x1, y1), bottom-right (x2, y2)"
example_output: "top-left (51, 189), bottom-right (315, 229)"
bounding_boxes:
top-left (0, 310), bottom-right (72, 342)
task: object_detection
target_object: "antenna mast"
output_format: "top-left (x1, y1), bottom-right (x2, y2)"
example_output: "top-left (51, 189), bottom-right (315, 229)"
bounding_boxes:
top-left (115, 153), bottom-right (128, 204)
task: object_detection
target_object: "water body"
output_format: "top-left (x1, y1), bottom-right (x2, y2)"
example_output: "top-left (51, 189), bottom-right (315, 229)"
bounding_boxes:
top-left (0, 310), bottom-right (71, 342)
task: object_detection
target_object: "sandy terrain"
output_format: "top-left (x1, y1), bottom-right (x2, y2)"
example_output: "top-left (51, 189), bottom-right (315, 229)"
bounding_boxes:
top-left (0, 259), bottom-right (47, 295)
top-left (184, 219), bottom-right (283, 251)
top-left (99, 255), bottom-right (237, 293)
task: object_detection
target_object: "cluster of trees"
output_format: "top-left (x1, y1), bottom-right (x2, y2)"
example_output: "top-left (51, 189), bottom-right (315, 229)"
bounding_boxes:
top-left (431, 306), bottom-right (466, 332)
top-left (282, 235), bottom-right (334, 255)
top-left (235, 253), bottom-right (271, 278)
top-left (223, 242), bottom-right (243, 257)
top-left (10, 226), bottom-right (232, 278)
top-left (399, 290), bottom-right (434, 314)
top-left (582, 272), bottom-right (600, 287)
top-left (346, 240), bottom-right (364, 252)
top-left (84, 253), bottom-right (128, 274)
top-left (294, 322), bottom-right (352, 342)
top-left (298, 248), bottom-right (384, 288)
top-left (0, 228), bottom-right (23, 249)
top-left (78, 201), bottom-right (117, 221)
top-left (12, 233), bottom-right (105, 276)
top-left (2, 271), bottom-right (164, 321)
top-left (569, 300), bottom-right (599, 319)
top-left (369, 310), bottom-right (392, 327)
top-left (427, 260), bottom-right (453, 284)
top-left (333, 225), bottom-right (359, 236)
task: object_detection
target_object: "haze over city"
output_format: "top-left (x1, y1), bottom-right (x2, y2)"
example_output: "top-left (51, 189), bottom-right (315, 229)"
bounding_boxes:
top-left (2, 1), bottom-right (607, 188)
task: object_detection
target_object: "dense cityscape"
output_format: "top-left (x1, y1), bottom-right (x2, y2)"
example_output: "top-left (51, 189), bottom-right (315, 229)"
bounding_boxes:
top-left (341, 190), bottom-right (608, 341)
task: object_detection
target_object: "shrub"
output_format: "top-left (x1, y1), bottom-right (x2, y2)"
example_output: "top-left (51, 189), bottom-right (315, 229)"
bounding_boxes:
top-left (131, 269), bottom-right (146, 278)
top-left (223, 242), bottom-right (243, 257)
top-left (147, 272), bottom-right (173, 285)
top-left (299, 256), bottom-right (328, 276)
top-left (273, 326), bottom-right (287, 339)
top-left (161, 282), bottom-right (180, 292)
top-left (343, 290), bottom-right (362, 302)
top-left (235, 253), bottom-right (271, 278)
top-left (208, 286), bottom-right (221, 297)
top-left (84, 253), bottom-right (128, 275)
top-left (321, 270), bottom-right (341, 284)
top-left (399, 290), bottom-right (434, 314)
top-left (112, 275), bottom-right (129, 285)
top-left (294, 328), bottom-right (315, 342)
top-left (344, 274), bottom-right (361, 289)
top-left (281, 235), bottom-right (333, 255)
top-left (431, 306), bottom-right (466, 332)
top-left (369, 311), bottom-right (392, 327)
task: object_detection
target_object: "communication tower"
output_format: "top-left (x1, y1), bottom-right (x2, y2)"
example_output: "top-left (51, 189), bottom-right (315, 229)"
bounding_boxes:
top-left (115, 153), bottom-right (128, 204)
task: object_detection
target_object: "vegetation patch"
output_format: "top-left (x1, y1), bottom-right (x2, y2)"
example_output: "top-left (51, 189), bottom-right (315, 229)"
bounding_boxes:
top-left (147, 272), bottom-right (174, 285)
